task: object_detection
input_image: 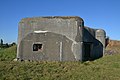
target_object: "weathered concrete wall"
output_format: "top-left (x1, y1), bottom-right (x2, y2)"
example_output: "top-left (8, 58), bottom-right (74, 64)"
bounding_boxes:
top-left (17, 16), bottom-right (106, 61)
top-left (18, 17), bottom-right (83, 42)
top-left (19, 32), bottom-right (76, 61)
top-left (17, 16), bottom-right (84, 61)
top-left (82, 27), bottom-right (104, 60)
top-left (96, 29), bottom-right (106, 56)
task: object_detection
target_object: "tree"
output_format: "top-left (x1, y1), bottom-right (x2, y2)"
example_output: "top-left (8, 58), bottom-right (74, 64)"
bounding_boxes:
top-left (5, 43), bottom-right (9, 48)
top-left (10, 42), bottom-right (16, 47)
top-left (1, 39), bottom-right (3, 45)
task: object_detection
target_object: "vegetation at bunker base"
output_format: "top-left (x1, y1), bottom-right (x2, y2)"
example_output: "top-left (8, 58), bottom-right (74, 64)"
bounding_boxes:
top-left (0, 44), bottom-right (120, 80)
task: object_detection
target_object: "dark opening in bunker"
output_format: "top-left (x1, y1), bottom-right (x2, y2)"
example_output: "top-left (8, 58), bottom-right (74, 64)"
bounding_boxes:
top-left (33, 44), bottom-right (43, 51)
top-left (83, 42), bottom-right (92, 61)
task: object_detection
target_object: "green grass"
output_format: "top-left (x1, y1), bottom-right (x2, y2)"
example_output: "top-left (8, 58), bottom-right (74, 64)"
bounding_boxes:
top-left (0, 45), bottom-right (17, 61)
top-left (0, 46), bottom-right (120, 80)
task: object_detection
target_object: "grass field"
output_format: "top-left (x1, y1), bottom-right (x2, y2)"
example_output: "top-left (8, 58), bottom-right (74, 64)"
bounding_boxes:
top-left (0, 43), bottom-right (120, 80)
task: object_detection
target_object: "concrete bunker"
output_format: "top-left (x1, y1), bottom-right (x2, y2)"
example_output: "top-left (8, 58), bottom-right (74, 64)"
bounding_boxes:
top-left (17, 16), bottom-right (108, 61)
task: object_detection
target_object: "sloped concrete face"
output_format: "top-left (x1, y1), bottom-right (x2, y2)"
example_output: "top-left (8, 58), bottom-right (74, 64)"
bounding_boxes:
top-left (18, 32), bottom-right (78, 61)
top-left (82, 27), bottom-right (104, 60)
top-left (17, 16), bottom-right (106, 61)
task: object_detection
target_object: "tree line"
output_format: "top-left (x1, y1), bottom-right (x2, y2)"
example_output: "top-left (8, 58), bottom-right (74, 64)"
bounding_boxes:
top-left (0, 39), bottom-right (16, 48)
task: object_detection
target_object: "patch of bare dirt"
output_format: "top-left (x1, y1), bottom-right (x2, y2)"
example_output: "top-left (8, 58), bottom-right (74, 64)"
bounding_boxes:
top-left (105, 40), bottom-right (120, 55)
top-left (107, 40), bottom-right (120, 47)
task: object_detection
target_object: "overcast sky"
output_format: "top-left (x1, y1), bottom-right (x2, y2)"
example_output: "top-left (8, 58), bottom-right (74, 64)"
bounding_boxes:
top-left (0, 0), bottom-right (120, 43)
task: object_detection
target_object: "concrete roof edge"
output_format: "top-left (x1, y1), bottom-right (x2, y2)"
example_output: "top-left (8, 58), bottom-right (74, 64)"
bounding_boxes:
top-left (20, 16), bottom-right (84, 22)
